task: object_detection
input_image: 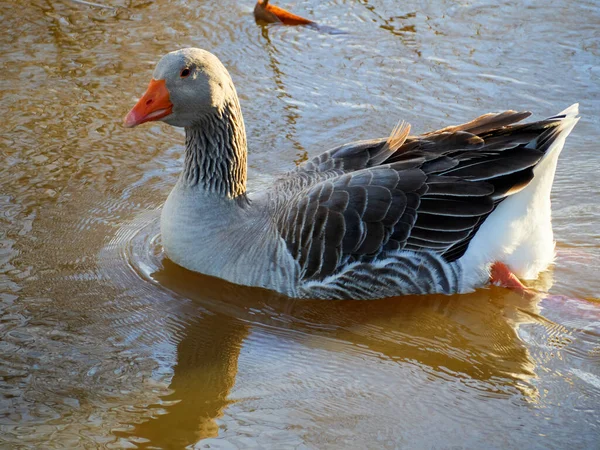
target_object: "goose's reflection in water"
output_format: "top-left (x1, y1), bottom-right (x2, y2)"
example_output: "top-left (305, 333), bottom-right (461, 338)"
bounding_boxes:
top-left (128, 311), bottom-right (248, 448)
top-left (125, 258), bottom-right (546, 448)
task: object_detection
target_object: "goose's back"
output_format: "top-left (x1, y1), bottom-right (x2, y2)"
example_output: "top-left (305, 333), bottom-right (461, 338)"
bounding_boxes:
top-left (261, 106), bottom-right (579, 299)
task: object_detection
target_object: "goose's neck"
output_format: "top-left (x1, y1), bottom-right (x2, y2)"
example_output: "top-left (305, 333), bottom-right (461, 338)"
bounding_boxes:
top-left (182, 97), bottom-right (248, 199)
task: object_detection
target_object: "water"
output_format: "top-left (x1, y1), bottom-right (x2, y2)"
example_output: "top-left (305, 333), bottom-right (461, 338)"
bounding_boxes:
top-left (1, 0), bottom-right (599, 448)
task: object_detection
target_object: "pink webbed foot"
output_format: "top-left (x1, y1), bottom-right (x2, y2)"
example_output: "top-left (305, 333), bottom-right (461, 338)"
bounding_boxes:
top-left (490, 262), bottom-right (534, 297)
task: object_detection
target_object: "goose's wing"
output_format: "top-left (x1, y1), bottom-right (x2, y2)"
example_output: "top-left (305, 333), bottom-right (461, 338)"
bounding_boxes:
top-left (272, 159), bottom-right (499, 281)
top-left (269, 109), bottom-right (533, 198)
top-left (298, 110), bottom-right (533, 174)
top-left (268, 109), bottom-right (570, 280)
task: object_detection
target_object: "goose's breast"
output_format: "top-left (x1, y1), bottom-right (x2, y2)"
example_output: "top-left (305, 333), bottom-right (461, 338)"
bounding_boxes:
top-left (160, 184), bottom-right (299, 294)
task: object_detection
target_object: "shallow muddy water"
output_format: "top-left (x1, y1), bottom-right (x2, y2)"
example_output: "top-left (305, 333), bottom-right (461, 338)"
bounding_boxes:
top-left (1, 0), bottom-right (599, 448)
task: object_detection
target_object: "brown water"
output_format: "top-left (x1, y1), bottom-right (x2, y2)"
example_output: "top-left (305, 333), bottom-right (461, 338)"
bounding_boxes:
top-left (1, 0), bottom-right (599, 448)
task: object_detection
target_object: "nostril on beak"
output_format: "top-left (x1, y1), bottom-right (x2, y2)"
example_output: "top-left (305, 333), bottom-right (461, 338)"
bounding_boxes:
top-left (146, 99), bottom-right (153, 106)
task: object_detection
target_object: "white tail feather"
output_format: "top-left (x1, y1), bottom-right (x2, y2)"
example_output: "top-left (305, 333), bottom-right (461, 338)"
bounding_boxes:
top-left (459, 104), bottom-right (580, 288)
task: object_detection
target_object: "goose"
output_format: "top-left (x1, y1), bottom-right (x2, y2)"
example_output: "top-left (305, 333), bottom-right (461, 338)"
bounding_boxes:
top-left (253, 0), bottom-right (315, 26)
top-left (124, 48), bottom-right (579, 300)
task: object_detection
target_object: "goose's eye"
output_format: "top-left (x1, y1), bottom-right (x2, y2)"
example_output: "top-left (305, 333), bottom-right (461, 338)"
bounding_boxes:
top-left (180, 68), bottom-right (191, 78)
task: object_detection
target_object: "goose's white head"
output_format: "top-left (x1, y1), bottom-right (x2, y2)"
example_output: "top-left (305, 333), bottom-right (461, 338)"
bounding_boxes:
top-left (124, 48), bottom-right (236, 128)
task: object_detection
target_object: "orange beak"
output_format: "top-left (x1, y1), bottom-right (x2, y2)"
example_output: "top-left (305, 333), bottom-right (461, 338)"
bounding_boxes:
top-left (123, 79), bottom-right (173, 128)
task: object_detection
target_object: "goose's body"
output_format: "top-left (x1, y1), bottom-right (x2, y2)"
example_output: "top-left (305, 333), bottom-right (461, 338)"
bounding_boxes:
top-left (125, 48), bottom-right (579, 300)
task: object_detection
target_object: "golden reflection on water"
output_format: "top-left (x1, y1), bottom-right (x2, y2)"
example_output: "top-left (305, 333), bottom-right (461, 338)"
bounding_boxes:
top-left (124, 312), bottom-right (247, 448)
top-left (112, 259), bottom-right (544, 448)
top-left (1, 0), bottom-right (599, 448)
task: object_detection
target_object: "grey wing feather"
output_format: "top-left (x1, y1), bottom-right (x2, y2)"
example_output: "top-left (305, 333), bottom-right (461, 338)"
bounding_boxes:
top-left (267, 109), bottom-right (573, 280)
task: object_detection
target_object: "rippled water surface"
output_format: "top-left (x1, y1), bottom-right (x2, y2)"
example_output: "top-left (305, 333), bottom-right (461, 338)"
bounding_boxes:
top-left (1, 0), bottom-right (599, 448)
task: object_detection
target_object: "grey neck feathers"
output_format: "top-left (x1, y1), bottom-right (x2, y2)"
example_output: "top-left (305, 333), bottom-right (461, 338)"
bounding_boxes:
top-left (182, 97), bottom-right (248, 199)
